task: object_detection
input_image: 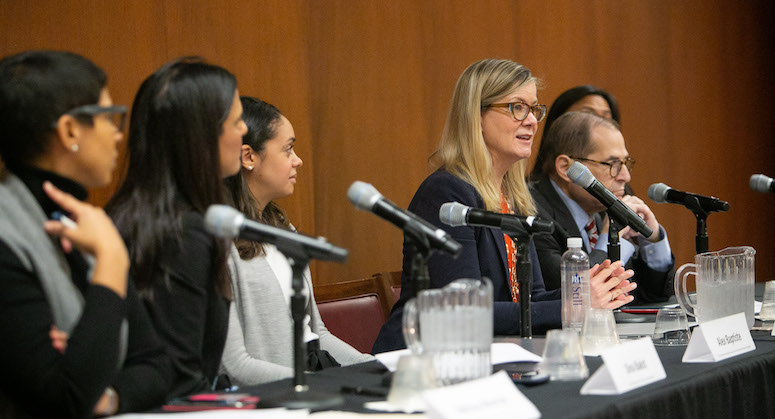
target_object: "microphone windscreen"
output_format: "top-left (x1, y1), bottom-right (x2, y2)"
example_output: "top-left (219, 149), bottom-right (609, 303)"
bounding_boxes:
top-left (566, 162), bottom-right (595, 188)
top-left (750, 174), bottom-right (773, 193)
top-left (204, 205), bottom-right (244, 239)
top-left (439, 202), bottom-right (468, 227)
top-left (347, 181), bottom-right (382, 211)
top-left (526, 216), bottom-right (555, 234)
top-left (647, 183), bottom-right (670, 203)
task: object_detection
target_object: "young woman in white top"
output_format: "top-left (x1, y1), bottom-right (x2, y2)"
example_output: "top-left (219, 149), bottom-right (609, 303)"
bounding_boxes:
top-left (219, 97), bottom-right (373, 386)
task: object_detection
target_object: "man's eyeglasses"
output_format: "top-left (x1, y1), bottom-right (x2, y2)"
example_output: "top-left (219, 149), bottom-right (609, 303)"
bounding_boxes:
top-left (484, 101), bottom-right (547, 122)
top-left (53, 104), bottom-right (128, 131)
top-left (569, 156), bottom-right (636, 177)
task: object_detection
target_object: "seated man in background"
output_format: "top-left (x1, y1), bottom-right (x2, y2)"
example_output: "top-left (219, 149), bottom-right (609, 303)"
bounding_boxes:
top-left (529, 111), bottom-right (674, 303)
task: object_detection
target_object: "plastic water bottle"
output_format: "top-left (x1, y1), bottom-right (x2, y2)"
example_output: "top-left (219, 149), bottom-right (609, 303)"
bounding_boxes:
top-left (561, 237), bottom-right (590, 332)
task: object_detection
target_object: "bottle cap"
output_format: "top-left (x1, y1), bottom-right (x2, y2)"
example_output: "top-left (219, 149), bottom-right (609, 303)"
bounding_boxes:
top-left (567, 237), bottom-right (582, 248)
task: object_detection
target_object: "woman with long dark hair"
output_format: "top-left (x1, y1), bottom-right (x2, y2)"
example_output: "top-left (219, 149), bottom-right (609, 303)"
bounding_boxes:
top-left (530, 85), bottom-right (621, 182)
top-left (106, 58), bottom-right (247, 398)
top-left (219, 97), bottom-right (372, 386)
top-left (0, 50), bottom-right (169, 418)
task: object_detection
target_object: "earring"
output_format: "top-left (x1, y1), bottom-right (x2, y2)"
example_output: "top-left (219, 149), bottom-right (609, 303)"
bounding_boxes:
top-left (70, 144), bottom-right (79, 152)
top-left (247, 166), bottom-right (254, 171)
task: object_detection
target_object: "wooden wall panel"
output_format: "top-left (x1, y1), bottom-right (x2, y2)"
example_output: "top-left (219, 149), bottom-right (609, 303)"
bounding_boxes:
top-left (1, 0), bottom-right (773, 287)
top-left (0, 0), bottom-right (318, 247)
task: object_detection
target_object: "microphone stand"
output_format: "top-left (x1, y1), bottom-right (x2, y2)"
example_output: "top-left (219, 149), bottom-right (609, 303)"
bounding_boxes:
top-left (500, 218), bottom-right (534, 338)
top-left (683, 195), bottom-right (710, 254)
top-left (606, 214), bottom-right (621, 262)
top-left (404, 222), bottom-right (432, 298)
top-left (261, 248), bottom-right (345, 410)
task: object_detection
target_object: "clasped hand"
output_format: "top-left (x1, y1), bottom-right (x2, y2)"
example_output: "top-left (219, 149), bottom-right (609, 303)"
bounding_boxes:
top-left (589, 259), bottom-right (635, 309)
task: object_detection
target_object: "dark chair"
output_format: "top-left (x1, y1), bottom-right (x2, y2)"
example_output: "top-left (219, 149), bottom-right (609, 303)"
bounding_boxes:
top-left (314, 276), bottom-right (390, 353)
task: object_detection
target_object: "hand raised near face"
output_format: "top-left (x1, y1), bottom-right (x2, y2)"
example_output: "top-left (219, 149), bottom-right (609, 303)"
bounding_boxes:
top-left (619, 195), bottom-right (660, 242)
top-left (43, 181), bottom-right (128, 297)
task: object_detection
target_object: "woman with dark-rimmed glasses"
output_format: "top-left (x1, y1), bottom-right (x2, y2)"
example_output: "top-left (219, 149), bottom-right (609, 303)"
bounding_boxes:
top-left (0, 50), bottom-right (169, 418)
top-left (373, 59), bottom-right (637, 354)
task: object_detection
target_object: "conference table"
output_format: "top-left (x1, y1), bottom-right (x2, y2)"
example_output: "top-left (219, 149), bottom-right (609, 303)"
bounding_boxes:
top-left (147, 283), bottom-right (773, 418)
top-left (238, 329), bottom-right (775, 418)
top-left (236, 285), bottom-right (775, 418)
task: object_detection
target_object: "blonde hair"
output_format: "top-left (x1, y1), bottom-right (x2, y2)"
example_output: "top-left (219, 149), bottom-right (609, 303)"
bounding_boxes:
top-left (434, 58), bottom-right (538, 215)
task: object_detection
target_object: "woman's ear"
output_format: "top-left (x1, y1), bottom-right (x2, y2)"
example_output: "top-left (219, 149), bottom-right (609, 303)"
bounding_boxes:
top-left (555, 155), bottom-right (574, 182)
top-left (241, 144), bottom-right (256, 170)
top-left (53, 115), bottom-right (83, 152)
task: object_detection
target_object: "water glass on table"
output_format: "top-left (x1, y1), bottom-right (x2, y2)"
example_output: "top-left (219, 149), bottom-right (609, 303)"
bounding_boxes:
top-left (539, 329), bottom-right (589, 381)
top-left (386, 354), bottom-right (437, 410)
top-left (581, 308), bottom-right (620, 356)
top-left (759, 280), bottom-right (775, 322)
top-left (651, 307), bottom-right (691, 346)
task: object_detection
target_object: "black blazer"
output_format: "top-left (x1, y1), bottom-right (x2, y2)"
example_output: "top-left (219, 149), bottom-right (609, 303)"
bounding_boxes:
top-left (530, 175), bottom-right (674, 303)
top-left (372, 170), bottom-right (561, 354)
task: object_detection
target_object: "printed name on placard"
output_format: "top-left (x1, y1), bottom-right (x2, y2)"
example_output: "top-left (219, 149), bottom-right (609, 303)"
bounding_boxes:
top-left (715, 332), bottom-right (742, 346)
top-left (682, 312), bottom-right (755, 363)
top-left (580, 338), bottom-right (666, 395)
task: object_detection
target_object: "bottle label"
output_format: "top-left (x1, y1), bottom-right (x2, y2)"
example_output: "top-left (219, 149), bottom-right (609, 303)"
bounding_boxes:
top-left (572, 273), bottom-right (583, 305)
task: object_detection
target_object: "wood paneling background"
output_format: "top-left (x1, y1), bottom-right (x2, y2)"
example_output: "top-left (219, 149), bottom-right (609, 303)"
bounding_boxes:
top-left (2, 0), bottom-right (774, 286)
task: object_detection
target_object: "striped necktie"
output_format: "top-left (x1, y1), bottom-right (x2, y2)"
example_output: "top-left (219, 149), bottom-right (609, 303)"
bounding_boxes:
top-left (585, 217), bottom-right (599, 248)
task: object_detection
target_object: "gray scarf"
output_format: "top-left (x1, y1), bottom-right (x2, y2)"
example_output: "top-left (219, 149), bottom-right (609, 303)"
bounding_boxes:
top-left (0, 171), bottom-right (127, 364)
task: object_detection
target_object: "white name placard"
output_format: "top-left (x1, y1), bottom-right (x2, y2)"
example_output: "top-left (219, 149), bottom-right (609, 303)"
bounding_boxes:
top-left (422, 371), bottom-right (540, 419)
top-left (683, 312), bottom-right (756, 363)
top-left (580, 338), bottom-right (666, 395)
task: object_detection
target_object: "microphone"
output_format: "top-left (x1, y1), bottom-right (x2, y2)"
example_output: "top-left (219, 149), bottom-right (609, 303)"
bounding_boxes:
top-left (566, 162), bottom-right (653, 238)
top-left (750, 174), bottom-right (775, 194)
top-left (347, 181), bottom-right (462, 256)
top-left (648, 183), bottom-right (730, 212)
top-left (439, 202), bottom-right (554, 234)
top-left (204, 205), bottom-right (348, 262)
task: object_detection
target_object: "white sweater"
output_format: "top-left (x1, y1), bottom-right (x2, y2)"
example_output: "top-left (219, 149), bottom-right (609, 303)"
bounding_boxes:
top-left (220, 244), bottom-right (373, 386)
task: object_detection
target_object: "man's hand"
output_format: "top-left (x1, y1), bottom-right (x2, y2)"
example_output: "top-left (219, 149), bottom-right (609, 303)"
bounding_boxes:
top-left (619, 195), bottom-right (660, 242)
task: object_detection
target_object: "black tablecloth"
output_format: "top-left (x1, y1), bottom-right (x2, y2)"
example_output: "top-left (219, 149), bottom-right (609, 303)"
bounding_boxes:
top-left (519, 332), bottom-right (775, 419)
top-left (242, 331), bottom-right (775, 418)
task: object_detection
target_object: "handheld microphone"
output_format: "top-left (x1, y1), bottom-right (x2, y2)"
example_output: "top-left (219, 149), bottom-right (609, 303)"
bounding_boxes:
top-left (347, 181), bottom-right (462, 256)
top-left (648, 183), bottom-right (730, 212)
top-left (750, 174), bottom-right (775, 194)
top-left (439, 202), bottom-right (554, 234)
top-left (566, 162), bottom-right (653, 238)
top-left (204, 205), bottom-right (348, 262)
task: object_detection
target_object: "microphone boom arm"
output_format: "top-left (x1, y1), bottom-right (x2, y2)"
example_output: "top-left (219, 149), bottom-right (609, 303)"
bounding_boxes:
top-left (500, 218), bottom-right (533, 338)
top-left (403, 221), bottom-right (432, 296)
top-left (607, 214), bottom-right (621, 262)
top-left (683, 195), bottom-right (710, 254)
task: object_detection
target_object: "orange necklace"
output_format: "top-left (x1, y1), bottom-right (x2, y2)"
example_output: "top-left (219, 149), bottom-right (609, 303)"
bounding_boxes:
top-left (500, 192), bottom-right (519, 303)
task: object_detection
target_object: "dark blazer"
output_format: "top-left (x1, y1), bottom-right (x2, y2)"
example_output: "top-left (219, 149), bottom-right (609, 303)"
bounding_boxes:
top-left (530, 175), bottom-right (674, 303)
top-left (372, 170), bottom-right (561, 354)
top-left (137, 212), bottom-right (230, 399)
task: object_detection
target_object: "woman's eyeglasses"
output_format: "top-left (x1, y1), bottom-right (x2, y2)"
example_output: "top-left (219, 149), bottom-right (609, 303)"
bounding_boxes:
top-left (53, 104), bottom-right (128, 131)
top-left (484, 101), bottom-right (547, 122)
